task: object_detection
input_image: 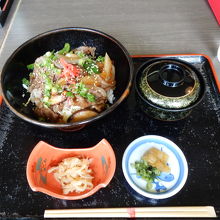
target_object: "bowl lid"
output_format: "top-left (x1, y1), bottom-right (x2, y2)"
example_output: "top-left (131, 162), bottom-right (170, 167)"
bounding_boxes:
top-left (139, 59), bottom-right (201, 109)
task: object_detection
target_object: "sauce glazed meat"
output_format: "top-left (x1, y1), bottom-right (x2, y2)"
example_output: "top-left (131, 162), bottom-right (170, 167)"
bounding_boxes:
top-left (22, 43), bottom-right (116, 123)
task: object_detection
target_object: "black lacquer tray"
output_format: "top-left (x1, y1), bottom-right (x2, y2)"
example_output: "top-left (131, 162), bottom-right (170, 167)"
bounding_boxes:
top-left (1, 54), bottom-right (220, 219)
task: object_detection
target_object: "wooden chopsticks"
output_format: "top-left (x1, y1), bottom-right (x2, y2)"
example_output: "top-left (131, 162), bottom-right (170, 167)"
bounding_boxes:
top-left (44, 206), bottom-right (216, 218)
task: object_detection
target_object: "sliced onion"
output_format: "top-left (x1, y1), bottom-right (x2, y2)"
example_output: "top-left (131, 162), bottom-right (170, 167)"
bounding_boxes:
top-left (56, 54), bottom-right (80, 64)
top-left (91, 104), bottom-right (106, 112)
top-left (100, 53), bottom-right (115, 84)
top-left (49, 95), bottom-right (66, 105)
top-left (69, 110), bottom-right (98, 122)
top-left (81, 75), bottom-right (97, 86)
top-left (87, 86), bottom-right (107, 99)
top-left (103, 53), bottom-right (112, 75)
top-left (74, 46), bottom-right (96, 56)
top-left (95, 75), bottom-right (116, 89)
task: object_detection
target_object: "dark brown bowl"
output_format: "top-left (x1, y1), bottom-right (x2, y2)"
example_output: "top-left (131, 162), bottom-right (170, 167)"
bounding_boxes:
top-left (0, 27), bottom-right (133, 130)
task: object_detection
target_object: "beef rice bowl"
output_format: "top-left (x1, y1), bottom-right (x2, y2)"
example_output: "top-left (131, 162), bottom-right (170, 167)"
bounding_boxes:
top-left (23, 43), bottom-right (116, 123)
top-left (1, 27), bottom-right (133, 130)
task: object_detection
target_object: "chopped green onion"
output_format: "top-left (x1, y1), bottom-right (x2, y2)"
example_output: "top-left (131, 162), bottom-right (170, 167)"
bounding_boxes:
top-left (44, 76), bottom-right (52, 84)
top-left (75, 51), bottom-right (86, 58)
top-left (51, 55), bottom-right (58, 61)
top-left (44, 89), bottom-right (51, 97)
top-left (46, 63), bottom-right (55, 69)
top-left (66, 91), bottom-right (74, 97)
top-left (57, 43), bottom-right (71, 55)
top-left (55, 68), bottom-right (62, 74)
top-left (78, 58), bottom-right (85, 66)
top-left (51, 87), bottom-right (58, 94)
top-left (43, 95), bottom-right (50, 107)
top-left (43, 102), bottom-right (50, 107)
top-left (22, 78), bottom-right (30, 86)
top-left (96, 56), bottom-right (105, 62)
top-left (47, 51), bottom-right (58, 61)
top-left (43, 96), bottom-right (49, 102)
top-left (87, 93), bottom-right (95, 102)
top-left (83, 59), bottom-right (100, 74)
top-left (131, 160), bottom-right (160, 191)
top-left (56, 85), bottom-right (63, 93)
top-left (45, 85), bottom-right (52, 91)
top-left (75, 82), bottom-right (87, 97)
top-left (75, 82), bottom-right (96, 102)
top-left (27, 63), bottom-right (34, 70)
top-left (40, 56), bottom-right (61, 74)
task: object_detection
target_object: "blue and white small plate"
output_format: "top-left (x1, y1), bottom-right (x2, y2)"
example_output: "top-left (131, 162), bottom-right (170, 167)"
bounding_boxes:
top-left (122, 135), bottom-right (188, 199)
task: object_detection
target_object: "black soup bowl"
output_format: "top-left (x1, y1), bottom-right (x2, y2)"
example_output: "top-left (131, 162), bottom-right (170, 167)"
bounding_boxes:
top-left (1, 27), bottom-right (134, 130)
top-left (135, 58), bottom-right (206, 121)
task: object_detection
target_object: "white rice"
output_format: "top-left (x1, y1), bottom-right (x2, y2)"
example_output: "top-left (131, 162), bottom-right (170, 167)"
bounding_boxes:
top-left (106, 89), bottom-right (115, 104)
